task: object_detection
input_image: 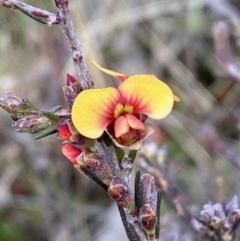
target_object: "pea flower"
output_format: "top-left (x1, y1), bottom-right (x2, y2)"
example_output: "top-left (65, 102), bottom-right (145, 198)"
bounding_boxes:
top-left (72, 61), bottom-right (179, 148)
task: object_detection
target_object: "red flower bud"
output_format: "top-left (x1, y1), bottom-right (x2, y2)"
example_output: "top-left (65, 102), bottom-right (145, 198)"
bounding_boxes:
top-left (57, 124), bottom-right (72, 141)
top-left (0, 92), bottom-right (34, 120)
top-left (57, 120), bottom-right (91, 147)
top-left (63, 74), bottom-right (82, 108)
top-left (66, 73), bottom-right (78, 86)
top-left (62, 144), bottom-right (82, 164)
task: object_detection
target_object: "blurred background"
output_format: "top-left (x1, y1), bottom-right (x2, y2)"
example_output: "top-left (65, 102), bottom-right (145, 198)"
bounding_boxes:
top-left (1, 0), bottom-right (240, 240)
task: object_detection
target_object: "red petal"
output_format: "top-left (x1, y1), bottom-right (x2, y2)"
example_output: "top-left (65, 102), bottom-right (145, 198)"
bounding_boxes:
top-left (125, 114), bottom-right (145, 131)
top-left (66, 73), bottom-right (78, 86)
top-left (62, 144), bottom-right (82, 164)
top-left (57, 124), bottom-right (71, 141)
top-left (114, 116), bottom-right (130, 138)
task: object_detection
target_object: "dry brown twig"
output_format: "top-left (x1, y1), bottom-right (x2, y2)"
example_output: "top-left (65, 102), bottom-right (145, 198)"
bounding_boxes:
top-left (212, 21), bottom-right (240, 82)
top-left (0, 0), bottom-right (58, 25)
top-left (54, 0), bottom-right (93, 90)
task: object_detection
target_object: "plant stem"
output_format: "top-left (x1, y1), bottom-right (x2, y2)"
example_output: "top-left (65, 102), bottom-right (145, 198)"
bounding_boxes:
top-left (0, 0), bottom-right (58, 25)
top-left (54, 0), bottom-right (94, 90)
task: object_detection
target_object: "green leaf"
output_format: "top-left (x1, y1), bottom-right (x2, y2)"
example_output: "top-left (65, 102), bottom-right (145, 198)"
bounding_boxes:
top-left (35, 128), bottom-right (58, 140)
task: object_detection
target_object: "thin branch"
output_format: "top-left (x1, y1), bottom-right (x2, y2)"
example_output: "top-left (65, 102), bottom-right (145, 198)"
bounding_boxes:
top-left (212, 21), bottom-right (240, 82)
top-left (54, 0), bottom-right (94, 90)
top-left (117, 205), bottom-right (142, 241)
top-left (0, 0), bottom-right (58, 25)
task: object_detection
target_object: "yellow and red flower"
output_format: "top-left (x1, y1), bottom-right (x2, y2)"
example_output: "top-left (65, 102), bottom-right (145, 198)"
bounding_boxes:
top-left (72, 60), bottom-right (179, 147)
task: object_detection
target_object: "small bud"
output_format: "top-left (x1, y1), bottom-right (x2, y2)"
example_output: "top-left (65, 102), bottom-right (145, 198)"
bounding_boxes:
top-left (51, 107), bottom-right (71, 117)
top-left (139, 204), bottom-right (157, 232)
top-left (13, 115), bottom-right (52, 133)
top-left (0, 92), bottom-right (34, 120)
top-left (66, 73), bottom-right (78, 86)
top-left (81, 149), bottom-right (112, 184)
top-left (63, 74), bottom-right (82, 108)
top-left (69, 121), bottom-right (91, 146)
top-left (62, 144), bottom-right (82, 164)
top-left (108, 177), bottom-right (134, 209)
top-left (210, 217), bottom-right (223, 230)
top-left (229, 209), bottom-right (240, 223)
top-left (199, 210), bottom-right (211, 224)
top-left (57, 120), bottom-right (91, 147)
top-left (225, 196), bottom-right (239, 213)
top-left (140, 174), bottom-right (157, 209)
top-left (197, 196), bottom-right (240, 240)
top-left (57, 124), bottom-right (72, 141)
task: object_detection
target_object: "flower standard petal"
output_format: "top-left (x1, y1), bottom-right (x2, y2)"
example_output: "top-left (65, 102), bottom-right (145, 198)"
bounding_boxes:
top-left (72, 88), bottom-right (120, 138)
top-left (118, 75), bottom-right (174, 119)
top-left (91, 60), bottom-right (128, 82)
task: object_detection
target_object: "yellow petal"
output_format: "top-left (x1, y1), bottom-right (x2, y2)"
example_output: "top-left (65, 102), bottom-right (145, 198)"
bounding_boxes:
top-left (91, 59), bottom-right (128, 82)
top-left (149, 74), bottom-right (180, 102)
top-left (118, 75), bottom-right (174, 119)
top-left (72, 88), bottom-right (120, 138)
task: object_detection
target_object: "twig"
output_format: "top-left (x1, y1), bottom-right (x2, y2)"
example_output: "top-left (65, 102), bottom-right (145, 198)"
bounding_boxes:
top-left (0, 0), bottom-right (58, 25)
top-left (54, 0), bottom-right (94, 90)
top-left (204, 0), bottom-right (240, 40)
top-left (212, 21), bottom-right (240, 82)
top-left (117, 205), bottom-right (143, 241)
